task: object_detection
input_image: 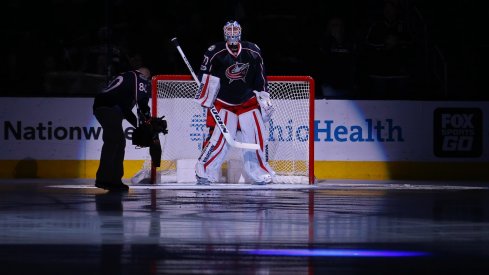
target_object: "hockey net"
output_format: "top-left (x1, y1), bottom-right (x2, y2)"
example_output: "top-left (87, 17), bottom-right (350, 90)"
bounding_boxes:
top-left (132, 75), bottom-right (315, 184)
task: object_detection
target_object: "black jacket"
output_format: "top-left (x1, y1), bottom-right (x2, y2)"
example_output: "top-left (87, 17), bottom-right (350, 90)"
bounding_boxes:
top-left (93, 69), bottom-right (150, 127)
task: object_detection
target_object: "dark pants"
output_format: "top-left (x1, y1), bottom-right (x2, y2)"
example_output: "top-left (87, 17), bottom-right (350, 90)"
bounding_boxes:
top-left (94, 106), bottom-right (125, 184)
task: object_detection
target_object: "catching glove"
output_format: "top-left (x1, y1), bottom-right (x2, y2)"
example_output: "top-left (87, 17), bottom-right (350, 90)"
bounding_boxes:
top-left (254, 90), bottom-right (274, 122)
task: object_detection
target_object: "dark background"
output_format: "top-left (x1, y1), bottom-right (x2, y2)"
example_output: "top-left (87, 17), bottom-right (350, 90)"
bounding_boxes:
top-left (0, 0), bottom-right (487, 100)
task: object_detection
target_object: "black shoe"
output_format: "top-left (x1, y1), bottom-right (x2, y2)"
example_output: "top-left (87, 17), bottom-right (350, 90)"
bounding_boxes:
top-left (96, 181), bottom-right (129, 192)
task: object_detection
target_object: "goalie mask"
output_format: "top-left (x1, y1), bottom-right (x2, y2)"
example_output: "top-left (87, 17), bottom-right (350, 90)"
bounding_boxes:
top-left (223, 20), bottom-right (241, 45)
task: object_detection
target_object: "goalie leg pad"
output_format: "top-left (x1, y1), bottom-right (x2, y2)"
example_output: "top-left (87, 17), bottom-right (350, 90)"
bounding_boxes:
top-left (195, 74), bottom-right (220, 108)
top-left (195, 109), bottom-right (238, 182)
top-left (238, 109), bottom-right (276, 183)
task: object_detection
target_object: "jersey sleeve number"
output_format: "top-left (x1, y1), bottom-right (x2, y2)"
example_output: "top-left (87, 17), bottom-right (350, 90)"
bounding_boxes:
top-left (139, 82), bottom-right (147, 92)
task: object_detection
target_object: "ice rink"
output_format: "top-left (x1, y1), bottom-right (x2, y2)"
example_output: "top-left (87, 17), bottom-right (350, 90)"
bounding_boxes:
top-left (1, 178), bottom-right (489, 274)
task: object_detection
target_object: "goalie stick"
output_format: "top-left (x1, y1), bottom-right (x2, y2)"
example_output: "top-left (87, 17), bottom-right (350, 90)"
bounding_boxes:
top-left (171, 37), bottom-right (260, 150)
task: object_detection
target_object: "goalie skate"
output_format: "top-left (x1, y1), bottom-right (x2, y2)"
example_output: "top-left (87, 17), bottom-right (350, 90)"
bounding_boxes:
top-left (131, 168), bottom-right (151, 184)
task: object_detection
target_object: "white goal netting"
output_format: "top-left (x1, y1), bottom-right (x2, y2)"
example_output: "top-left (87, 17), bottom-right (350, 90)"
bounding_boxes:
top-left (132, 75), bottom-right (315, 184)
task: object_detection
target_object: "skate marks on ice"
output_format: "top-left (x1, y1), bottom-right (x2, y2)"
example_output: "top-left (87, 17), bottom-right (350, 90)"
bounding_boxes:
top-left (45, 180), bottom-right (488, 190)
top-left (46, 183), bottom-right (318, 190)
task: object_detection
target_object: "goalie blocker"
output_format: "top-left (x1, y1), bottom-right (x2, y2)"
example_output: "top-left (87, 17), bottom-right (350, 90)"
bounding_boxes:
top-left (195, 73), bottom-right (220, 108)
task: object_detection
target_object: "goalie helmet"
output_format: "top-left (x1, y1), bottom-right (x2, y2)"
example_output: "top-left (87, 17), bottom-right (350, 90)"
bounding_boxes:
top-left (223, 20), bottom-right (241, 45)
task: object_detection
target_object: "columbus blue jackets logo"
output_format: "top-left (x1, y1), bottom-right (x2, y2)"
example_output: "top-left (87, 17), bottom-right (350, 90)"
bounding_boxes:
top-left (225, 62), bottom-right (249, 83)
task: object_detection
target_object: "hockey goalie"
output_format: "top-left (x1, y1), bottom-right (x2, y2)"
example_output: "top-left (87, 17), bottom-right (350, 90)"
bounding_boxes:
top-left (194, 20), bottom-right (276, 185)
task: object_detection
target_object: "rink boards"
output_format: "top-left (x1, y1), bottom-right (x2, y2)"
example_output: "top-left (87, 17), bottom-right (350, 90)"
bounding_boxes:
top-left (0, 98), bottom-right (488, 180)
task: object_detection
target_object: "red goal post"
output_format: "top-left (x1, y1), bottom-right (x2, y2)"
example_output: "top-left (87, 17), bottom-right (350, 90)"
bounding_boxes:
top-left (144, 74), bottom-right (315, 184)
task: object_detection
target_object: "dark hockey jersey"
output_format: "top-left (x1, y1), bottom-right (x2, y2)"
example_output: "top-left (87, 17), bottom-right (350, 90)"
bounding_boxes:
top-left (198, 41), bottom-right (268, 105)
top-left (93, 69), bottom-right (151, 127)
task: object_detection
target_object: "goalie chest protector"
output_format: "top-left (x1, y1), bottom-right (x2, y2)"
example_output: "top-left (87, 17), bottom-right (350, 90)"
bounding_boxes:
top-left (199, 41), bottom-right (268, 105)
